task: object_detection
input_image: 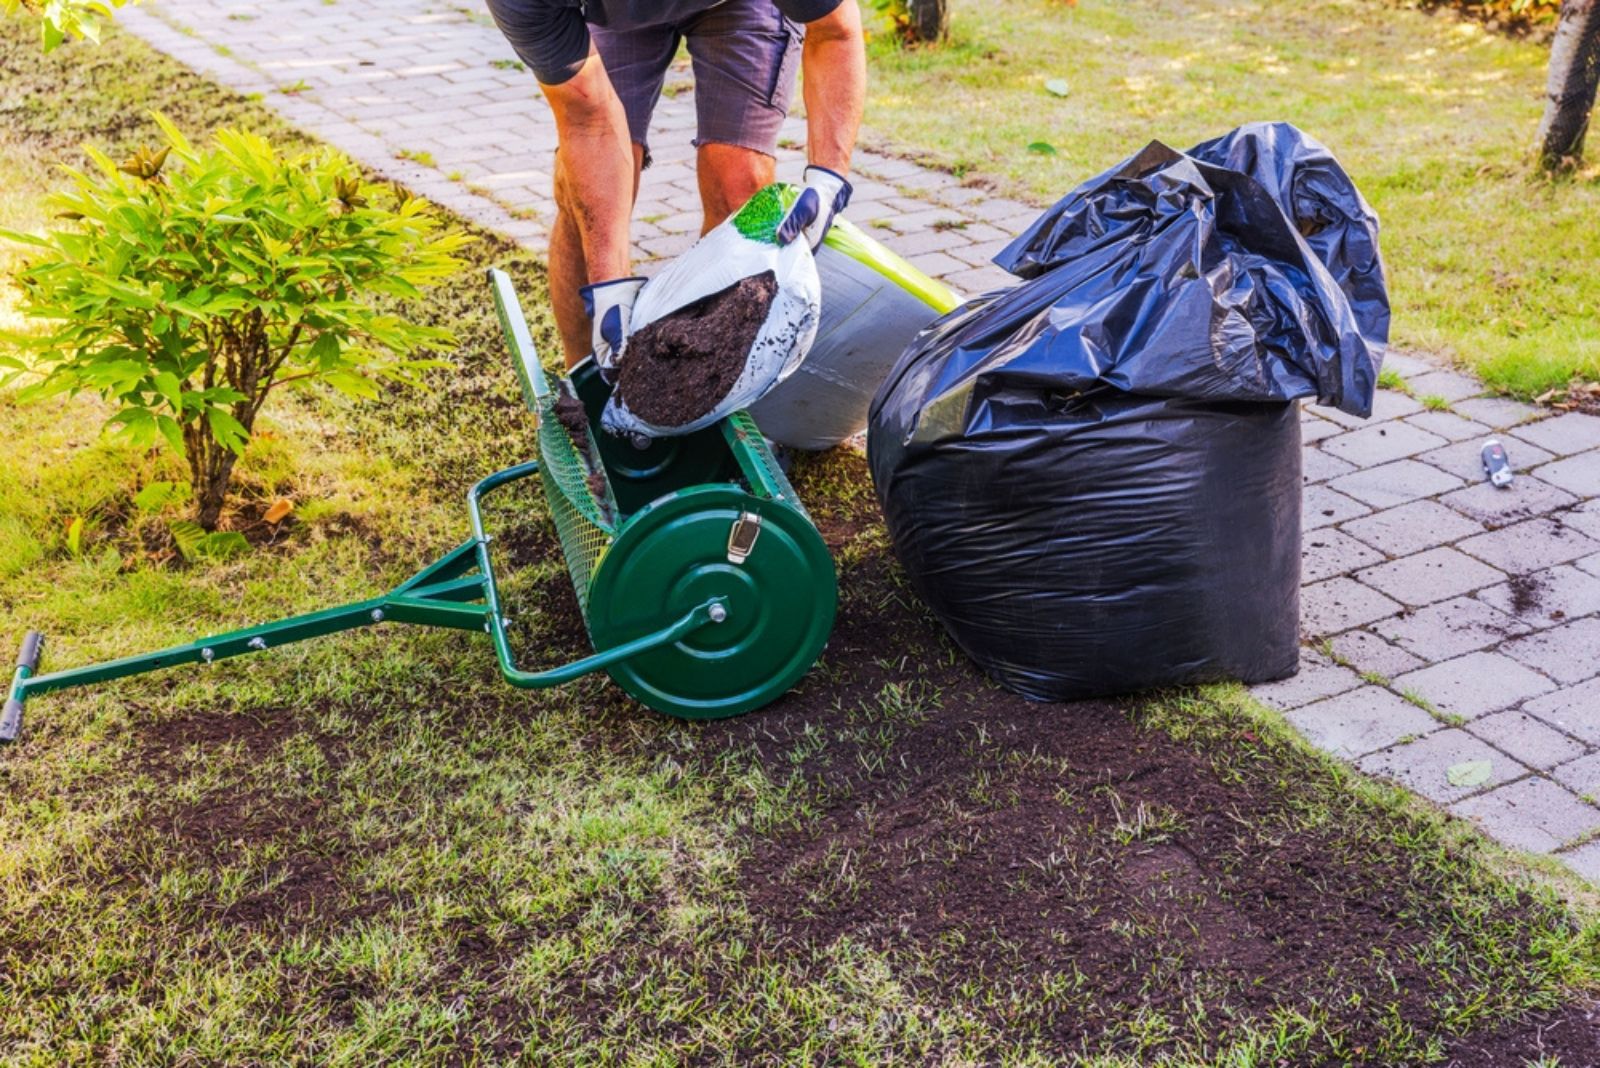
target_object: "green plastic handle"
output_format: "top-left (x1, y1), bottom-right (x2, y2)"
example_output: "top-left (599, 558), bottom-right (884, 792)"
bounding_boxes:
top-left (488, 267), bottom-right (552, 411)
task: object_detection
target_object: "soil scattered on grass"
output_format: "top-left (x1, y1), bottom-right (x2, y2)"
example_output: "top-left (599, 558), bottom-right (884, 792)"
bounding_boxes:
top-left (1445, 1001), bottom-right (1600, 1065)
top-left (615, 271), bottom-right (777, 428)
top-left (117, 708), bottom-right (376, 930)
top-left (710, 449), bottom-right (1594, 1062)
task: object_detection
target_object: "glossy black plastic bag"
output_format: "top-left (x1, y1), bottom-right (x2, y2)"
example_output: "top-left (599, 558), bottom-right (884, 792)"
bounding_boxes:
top-left (867, 123), bottom-right (1386, 701)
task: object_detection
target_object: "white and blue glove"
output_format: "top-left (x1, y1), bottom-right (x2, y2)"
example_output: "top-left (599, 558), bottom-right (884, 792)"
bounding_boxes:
top-left (776, 165), bottom-right (852, 250)
top-left (579, 276), bottom-right (647, 371)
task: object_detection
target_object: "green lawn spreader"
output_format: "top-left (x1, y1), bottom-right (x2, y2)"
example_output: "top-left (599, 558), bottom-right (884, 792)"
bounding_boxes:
top-left (2, 269), bottom-right (837, 742)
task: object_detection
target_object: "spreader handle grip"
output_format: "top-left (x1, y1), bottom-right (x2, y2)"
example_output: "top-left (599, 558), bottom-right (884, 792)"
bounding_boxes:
top-left (17, 631), bottom-right (43, 672)
top-left (2, 630), bottom-right (42, 743)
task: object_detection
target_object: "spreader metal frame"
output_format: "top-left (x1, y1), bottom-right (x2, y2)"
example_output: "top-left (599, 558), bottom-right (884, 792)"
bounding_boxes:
top-left (4, 268), bottom-right (834, 742)
top-left (2, 464), bottom-right (730, 742)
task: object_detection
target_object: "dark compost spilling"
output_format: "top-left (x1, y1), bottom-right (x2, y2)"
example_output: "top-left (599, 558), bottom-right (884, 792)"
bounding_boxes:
top-left (615, 271), bottom-right (778, 428)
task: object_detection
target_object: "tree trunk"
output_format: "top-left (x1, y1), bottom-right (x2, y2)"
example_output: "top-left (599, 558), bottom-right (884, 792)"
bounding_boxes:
top-left (903, 0), bottom-right (948, 43)
top-left (187, 432), bottom-right (243, 532)
top-left (182, 390), bottom-right (256, 532)
top-left (182, 319), bottom-right (271, 531)
top-left (1538, 0), bottom-right (1600, 169)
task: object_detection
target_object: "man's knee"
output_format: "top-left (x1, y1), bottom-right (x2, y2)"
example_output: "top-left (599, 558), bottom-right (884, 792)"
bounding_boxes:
top-left (699, 144), bottom-right (775, 229)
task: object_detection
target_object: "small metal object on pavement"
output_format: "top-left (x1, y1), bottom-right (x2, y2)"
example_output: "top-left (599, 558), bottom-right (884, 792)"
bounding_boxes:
top-left (1481, 439), bottom-right (1514, 489)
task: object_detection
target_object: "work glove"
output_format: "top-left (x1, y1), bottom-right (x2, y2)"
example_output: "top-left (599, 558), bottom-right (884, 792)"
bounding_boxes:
top-left (579, 276), bottom-right (647, 371)
top-left (776, 165), bottom-right (852, 250)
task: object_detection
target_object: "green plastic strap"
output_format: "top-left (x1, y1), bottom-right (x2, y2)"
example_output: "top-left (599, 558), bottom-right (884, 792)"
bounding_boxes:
top-left (823, 217), bottom-right (963, 313)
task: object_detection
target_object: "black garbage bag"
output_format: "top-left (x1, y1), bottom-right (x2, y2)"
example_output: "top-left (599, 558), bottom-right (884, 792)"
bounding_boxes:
top-left (867, 122), bottom-right (1386, 702)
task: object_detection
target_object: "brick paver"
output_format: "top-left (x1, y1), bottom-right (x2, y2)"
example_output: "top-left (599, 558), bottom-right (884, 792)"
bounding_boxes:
top-left (1392, 651), bottom-right (1554, 719)
top-left (1514, 413), bottom-right (1600, 457)
top-left (1441, 476), bottom-right (1579, 528)
top-left (1470, 710), bottom-right (1587, 771)
top-left (1458, 516), bottom-right (1600, 574)
top-left (1373, 597), bottom-right (1529, 661)
top-left (117, 0), bottom-right (1600, 879)
top-left (1475, 564), bottom-right (1600, 629)
top-left (1341, 500), bottom-right (1485, 557)
top-left (117, 0), bottom-right (1018, 291)
top-left (1354, 547), bottom-right (1503, 608)
top-left (1502, 617), bottom-right (1600, 685)
top-left (1536, 451), bottom-right (1600, 498)
top-left (1357, 729), bottom-right (1524, 804)
top-left (1526, 680), bottom-right (1600, 743)
top-left (1282, 686), bottom-right (1439, 760)
top-left (1551, 751), bottom-right (1600, 796)
top-left (1304, 485), bottom-right (1371, 530)
top-left (1450, 777), bottom-right (1600, 854)
top-left (1328, 459), bottom-right (1464, 510)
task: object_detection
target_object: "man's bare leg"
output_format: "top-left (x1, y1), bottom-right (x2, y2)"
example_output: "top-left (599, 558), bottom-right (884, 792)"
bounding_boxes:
top-left (549, 143), bottom-right (647, 368)
top-left (696, 142), bottom-right (776, 234)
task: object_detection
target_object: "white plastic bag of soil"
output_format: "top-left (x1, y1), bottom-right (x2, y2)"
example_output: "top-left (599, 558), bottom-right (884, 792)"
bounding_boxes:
top-left (602, 183), bottom-right (821, 439)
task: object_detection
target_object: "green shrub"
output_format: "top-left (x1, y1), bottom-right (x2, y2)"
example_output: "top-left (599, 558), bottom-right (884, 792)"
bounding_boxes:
top-left (3, 0), bottom-right (131, 51)
top-left (1, 114), bottom-right (468, 529)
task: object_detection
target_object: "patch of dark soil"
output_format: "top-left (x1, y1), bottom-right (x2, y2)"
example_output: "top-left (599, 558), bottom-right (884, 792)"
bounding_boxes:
top-left (505, 565), bottom-right (591, 666)
top-left (119, 782), bottom-right (368, 929)
top-left (1445, 1001), bottom-right (1600, 1066)
top-left (492, 504), bottom-right (563, 575)
top-left (116, 708), bottom-right (383, 930)
top-left (716, 449), bottom-right (1586, 1062)
top-left (134, 708), bottom-right (290, 784)
top-left (615, 271), bottom-right (777, 428)
top-left (216, 493), bottom-right (301, 550)
top-left (1508, 571), bottom-right (1546, 616)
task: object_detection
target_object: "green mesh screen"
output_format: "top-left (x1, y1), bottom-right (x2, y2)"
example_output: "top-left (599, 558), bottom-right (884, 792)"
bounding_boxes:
top-left (722, 410), bottom-right (810, 523)
top-left (535, 384), bottom-right (813, 622)
top-left (535, 393), bottom-right (617, 618)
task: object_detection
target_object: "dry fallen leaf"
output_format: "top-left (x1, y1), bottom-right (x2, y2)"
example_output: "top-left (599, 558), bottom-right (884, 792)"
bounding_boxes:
top-left (264, 498), bottom-right (294, 525)
top-left (1447, 759), bottom-right (1492, 788)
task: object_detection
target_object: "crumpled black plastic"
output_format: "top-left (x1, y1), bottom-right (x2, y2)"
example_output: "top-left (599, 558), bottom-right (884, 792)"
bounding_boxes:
top-left (867, 122), bottom-right (1387, 702)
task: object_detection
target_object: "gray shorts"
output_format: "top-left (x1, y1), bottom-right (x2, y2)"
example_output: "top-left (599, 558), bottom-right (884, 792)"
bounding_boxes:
top-left (591, 0), bottom-right (803, 166)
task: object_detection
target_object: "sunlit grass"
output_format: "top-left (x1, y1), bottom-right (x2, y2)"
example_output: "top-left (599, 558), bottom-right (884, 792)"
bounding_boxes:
top-left (858, 0), bottom-right (1600, 397)
top-left (3, 10), bottom-right (1599, 1063)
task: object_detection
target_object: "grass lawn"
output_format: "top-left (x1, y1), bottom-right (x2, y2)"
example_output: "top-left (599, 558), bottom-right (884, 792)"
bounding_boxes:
top-left (858, 0), bottom-right (1600, 400)
top-left (4, 12), bottom-right (1600, 1066)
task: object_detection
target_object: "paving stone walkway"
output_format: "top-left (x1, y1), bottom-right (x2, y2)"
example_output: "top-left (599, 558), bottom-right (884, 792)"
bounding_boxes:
top-left (1258, 376), bottom-right (1600, 876)
top-left (116, 0), bottom-right (1022, 293)
top-left (119, 0), bottom-right (1600, 877)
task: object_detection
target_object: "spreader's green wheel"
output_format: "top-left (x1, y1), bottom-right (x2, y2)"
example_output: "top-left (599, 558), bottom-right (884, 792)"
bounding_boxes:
top-left (584, 485), bottom-right (836, 720)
